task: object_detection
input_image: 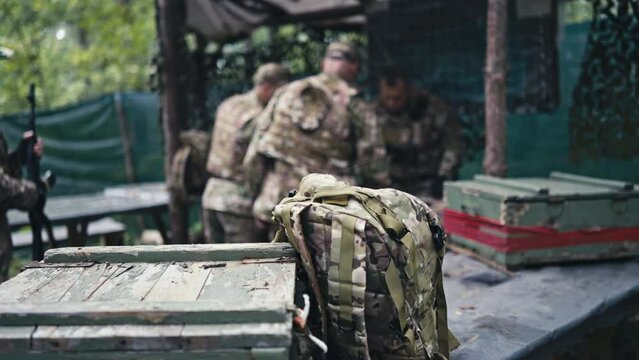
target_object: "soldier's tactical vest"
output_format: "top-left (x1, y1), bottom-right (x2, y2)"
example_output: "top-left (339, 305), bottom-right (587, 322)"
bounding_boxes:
top-left (207, 91), bottom-right (263, 183)
top-left (169, 130), bottom-right (210, 198)
top-left (273, 174), bottom-right (459, 360)
top-left (256, 74), bottom-right (358, 178)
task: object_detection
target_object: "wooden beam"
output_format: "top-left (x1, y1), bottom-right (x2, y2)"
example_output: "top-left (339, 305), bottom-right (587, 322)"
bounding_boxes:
top-left (0, 301), bottom-right (290, 326)
top-left (156, 0), bottom-right (188, 243)
top-left (0, 348), bottom-right (289, 360)
top-left (24, 324), bottom-right (291, 352)
top-left (43, 243), bottom-right (296, 263)
top-left (191, 34), bottom-right (209, 131)
top-left (483, 0), bottom-right (508, 177)
top-left (113, 93), bottom-right (137, 183)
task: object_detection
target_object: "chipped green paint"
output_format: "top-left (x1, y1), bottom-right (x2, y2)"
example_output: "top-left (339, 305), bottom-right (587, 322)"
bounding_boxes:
top-left (450, 233), bottom-right (639, 269)
top-left (0, 301), bottom-right (291, 326)
top-left (0, 244), bottom-right (297, 359)
top-left (445, 172), bottom-right (639, 231)
top-left (44, 243), bottom-right (297, 263)
top-left (1, 348), bottom-right (289, 360)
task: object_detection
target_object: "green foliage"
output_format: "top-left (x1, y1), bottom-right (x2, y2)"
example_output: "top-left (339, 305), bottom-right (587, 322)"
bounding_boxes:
top-left (0, 0), bottom-right (156, 113)
top-left (563, 0), bottom-right (594, 24)
top-left (214, 25), bottom-right (366, 85)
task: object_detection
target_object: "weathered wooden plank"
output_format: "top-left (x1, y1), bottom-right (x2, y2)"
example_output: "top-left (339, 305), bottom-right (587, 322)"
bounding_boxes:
top-left (1, 349), bottom-right (286, 360)
top-left (8, 190), bottom-right (168, 229)
top-left (0, 268), bottom-right (66, 302)
top-left (550, 171), bottom-right (635, 191)
top-left (88, 263), bottom-right (168, 302)
top-left (12, 218), bottom-right (126, 249)
top-left (181, 322), bottom-right (292, 350)
top-left (0, 326), bottom-right (35, 352)
top-left (197, 262), bottom-right (295, 306)
top-left (144, 262), bottom-right (211, 302)
top-left (450, 233), bottom-right (639, 269)
top-left (475, 174), bottom-right (549, 194)
top-left (28, 267), bottom-right (86, 303)
top-left (21, 322), bottom-right (291, 352)
top-left (31, 324), bottom-right (183, 352)
top-left (60, 263), bottom-right (122, 302)
top-left (44, 243), bottom-right (296, 264)
top-left (0, 301), bottom-right (289, 326)
top-left (30, 325), bottom-right (58, 352)
top-left (251, 347), bottom-right (290, 360)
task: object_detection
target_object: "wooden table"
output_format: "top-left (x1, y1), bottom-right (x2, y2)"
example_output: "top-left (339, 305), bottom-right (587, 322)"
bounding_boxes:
top-left (8, 183), bottom-right (169, 245)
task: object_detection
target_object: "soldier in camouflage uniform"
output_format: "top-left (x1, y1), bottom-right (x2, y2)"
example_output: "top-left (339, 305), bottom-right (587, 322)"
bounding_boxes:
top-left (202, 63), bottom-right (290, 243)
top-left (375, 66), bottom-right (464, 204)
top-left (244, 41), bottom-right (391, 229)
top-left (0, 130), bottom-right (42, 282)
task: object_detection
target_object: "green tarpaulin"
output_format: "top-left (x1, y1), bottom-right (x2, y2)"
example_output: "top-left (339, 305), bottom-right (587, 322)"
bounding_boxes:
top-left (0, 92), bottom-right (162, 196)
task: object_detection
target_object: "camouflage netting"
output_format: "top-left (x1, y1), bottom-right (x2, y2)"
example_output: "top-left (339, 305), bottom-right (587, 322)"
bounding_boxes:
top-left (367, 0), bottom-right (559, 162)
top-left (569, 0), bottom-right (639, 161)
top-left (367, 0), bottom-right (639, 182)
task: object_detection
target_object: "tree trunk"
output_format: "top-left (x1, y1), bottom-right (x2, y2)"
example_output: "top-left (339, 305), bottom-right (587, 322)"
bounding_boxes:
top-left (156, 0), bottom-right (188, 243)
top-left (483, 0), bottom-right (508, 177)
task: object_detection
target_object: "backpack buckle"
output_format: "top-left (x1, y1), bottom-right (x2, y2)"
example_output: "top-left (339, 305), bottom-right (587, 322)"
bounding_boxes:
top-left (429, 220), bottom-right (446, 251)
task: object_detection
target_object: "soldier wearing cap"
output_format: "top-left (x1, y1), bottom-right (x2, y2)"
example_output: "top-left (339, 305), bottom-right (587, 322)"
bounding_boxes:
top-left (202, 63), bottom-right (290, 243)
top-left (244, 41), bottom-right (390, 230)
top-left (375, 65), bottom-right (464, 205)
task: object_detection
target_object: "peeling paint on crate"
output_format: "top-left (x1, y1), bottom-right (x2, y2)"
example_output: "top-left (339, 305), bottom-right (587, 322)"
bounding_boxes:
top-left (0, 244), bottom-right (297, 357)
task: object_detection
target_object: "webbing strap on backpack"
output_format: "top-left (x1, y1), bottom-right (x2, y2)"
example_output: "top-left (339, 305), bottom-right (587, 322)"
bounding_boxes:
top-left (328, 213), bottom-right (369, 358)
top-left (274, 199), bottom-right (329, 345)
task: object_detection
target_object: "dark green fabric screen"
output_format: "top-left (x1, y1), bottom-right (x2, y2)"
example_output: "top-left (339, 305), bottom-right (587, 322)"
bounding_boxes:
top-left (0, 93), bottom-right (163, 195)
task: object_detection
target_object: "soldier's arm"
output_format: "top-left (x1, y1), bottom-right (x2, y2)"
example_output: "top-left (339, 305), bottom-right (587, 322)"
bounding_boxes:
top-left (242, 102), bottom-right (276, 197)
top-left (0, 172), bottom-right (39, 211)
top-left (437, 105), bottom-right (464, 180)
top-left (0, 132), bottom-right (25, 178)
top-left (350, 99), bottom-right (391, 188)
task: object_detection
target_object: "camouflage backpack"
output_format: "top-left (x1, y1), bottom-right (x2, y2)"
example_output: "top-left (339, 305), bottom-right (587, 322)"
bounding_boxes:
top-left (273, 174), bottom-right (459, 360)
top-left (168, 130), bottom-right (210, 199)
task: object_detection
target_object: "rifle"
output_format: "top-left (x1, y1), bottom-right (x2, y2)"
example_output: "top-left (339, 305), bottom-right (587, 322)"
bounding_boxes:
top-left (26, 84), bottom-right (56, 261)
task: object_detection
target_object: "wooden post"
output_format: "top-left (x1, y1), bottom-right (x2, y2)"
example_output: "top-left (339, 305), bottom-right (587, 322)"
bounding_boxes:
top-left (156, 0), bottom-right (188, 243)
top-left (192, 34), bottom-right (209, 131)
top-left (483, 0), bottom-right (508, 177)
top-left (114, 92), bottom-right (147, 232)
top-left (114, 93), bottom-right (137, 183)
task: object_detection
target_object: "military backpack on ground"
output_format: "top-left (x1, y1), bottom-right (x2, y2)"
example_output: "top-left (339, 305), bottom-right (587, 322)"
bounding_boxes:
top-left (273, 174), bottom-right (458, 360)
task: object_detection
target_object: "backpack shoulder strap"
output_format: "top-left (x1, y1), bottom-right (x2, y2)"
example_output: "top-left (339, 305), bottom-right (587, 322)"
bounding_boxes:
top-left (273, 199), bottom-right (329, 344)
top-left (327, 212), bottom-right (370, 359)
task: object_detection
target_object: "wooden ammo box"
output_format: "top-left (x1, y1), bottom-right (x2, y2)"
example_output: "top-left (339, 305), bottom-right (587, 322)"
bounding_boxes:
top-left (0, 243), bottom-right (297, 359)
top-left (443, 172), bottom-right (639, 269)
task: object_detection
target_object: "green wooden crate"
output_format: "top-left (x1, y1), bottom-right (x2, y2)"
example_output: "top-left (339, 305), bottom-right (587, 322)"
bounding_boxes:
top-left (0, 243), bottom-right (298, 359)
top-left (443, 172), bottom-right (639, 269)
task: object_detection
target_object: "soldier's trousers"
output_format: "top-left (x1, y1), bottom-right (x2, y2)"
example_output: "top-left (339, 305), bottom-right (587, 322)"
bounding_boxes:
top-left (202, 210), bottom-right (266, 243)
top-left (0, 213), bottom-right (12, 283)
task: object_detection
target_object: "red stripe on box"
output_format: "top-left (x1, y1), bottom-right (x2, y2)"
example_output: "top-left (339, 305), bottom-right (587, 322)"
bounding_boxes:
top-left (442, 208), bottom-right (639, 253)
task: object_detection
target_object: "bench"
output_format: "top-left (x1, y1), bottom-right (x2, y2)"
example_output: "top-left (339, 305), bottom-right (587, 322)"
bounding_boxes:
top-left (11, 218), bottom-right (127, 249)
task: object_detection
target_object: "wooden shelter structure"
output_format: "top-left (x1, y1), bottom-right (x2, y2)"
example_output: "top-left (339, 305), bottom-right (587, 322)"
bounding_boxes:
top-left (154, 0), bottom-right (543, 242)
